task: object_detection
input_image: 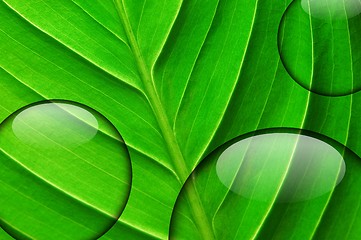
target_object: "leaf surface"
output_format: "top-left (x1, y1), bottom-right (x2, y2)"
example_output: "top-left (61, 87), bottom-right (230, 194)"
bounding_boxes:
top-left (1, 0), bottom-right (361, 239)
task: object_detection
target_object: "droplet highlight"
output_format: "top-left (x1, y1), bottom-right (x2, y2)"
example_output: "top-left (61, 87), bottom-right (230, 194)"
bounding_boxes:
top-left (278, 0), bottom-right (361, 96)
top-left (12, 102), bottom-right (98, 147)
top-left (301, 0), bottom-right (361, 19)
top-left (0, 101), bottom-right (131, 240)
top-left (170, 129), bottom-right (349, 240)
top-left (216, 132), bottom-right (345, 202)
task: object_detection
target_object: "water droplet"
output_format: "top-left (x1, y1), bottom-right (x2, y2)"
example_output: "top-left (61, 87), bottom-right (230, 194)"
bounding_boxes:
top-left (170, 129), bottom-right (348, 239)
top-left (0, 100), bottom-right (131, 240)
top-left (278, 0), bottom-right (361, 96)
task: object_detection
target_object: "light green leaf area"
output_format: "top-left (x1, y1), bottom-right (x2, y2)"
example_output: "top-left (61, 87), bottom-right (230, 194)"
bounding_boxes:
top-left (0, 0), bottom-right (361, 239)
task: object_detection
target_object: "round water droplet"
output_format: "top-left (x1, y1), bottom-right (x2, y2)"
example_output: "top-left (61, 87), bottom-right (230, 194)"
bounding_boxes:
top-left (170, 129), bottom-right (349, 239)
top-left (0, 101), bottom-right (131, 240)
top-left (278, 0), bottom-right (361, 96)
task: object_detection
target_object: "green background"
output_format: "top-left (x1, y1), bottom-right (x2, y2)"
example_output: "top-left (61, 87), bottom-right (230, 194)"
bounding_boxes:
top-left (0, 0), bottom-right (360, 239)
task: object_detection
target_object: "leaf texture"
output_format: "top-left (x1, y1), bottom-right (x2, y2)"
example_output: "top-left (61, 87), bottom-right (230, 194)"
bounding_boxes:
top-left (1, 0), bottom-right (361, 239)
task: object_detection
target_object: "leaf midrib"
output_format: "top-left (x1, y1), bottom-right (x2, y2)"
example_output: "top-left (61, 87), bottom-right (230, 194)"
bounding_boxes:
top-left (113, 0), bottom-right (215, 239)
top-left (113, 0), bottom-right (186, 182)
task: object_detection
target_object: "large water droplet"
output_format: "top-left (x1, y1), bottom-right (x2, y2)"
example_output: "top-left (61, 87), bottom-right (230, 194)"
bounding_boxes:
top-left (278, 0), bottom-right (361, 96)
top-left (0, 101), bottom-right (131, 240)
top-left (170, 129), bottom-right (349, 239)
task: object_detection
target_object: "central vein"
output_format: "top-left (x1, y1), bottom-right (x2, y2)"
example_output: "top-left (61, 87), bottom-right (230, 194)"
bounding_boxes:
top-left (113, 0), bottom-right (215, 239)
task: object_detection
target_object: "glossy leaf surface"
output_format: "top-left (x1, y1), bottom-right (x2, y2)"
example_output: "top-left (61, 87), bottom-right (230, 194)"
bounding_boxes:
top-left (1, 0), bottom-right (361, 239)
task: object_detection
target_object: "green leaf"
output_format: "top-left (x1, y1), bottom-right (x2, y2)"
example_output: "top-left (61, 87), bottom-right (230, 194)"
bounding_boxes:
top-left (1, 0), bottom-right (361, 239)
